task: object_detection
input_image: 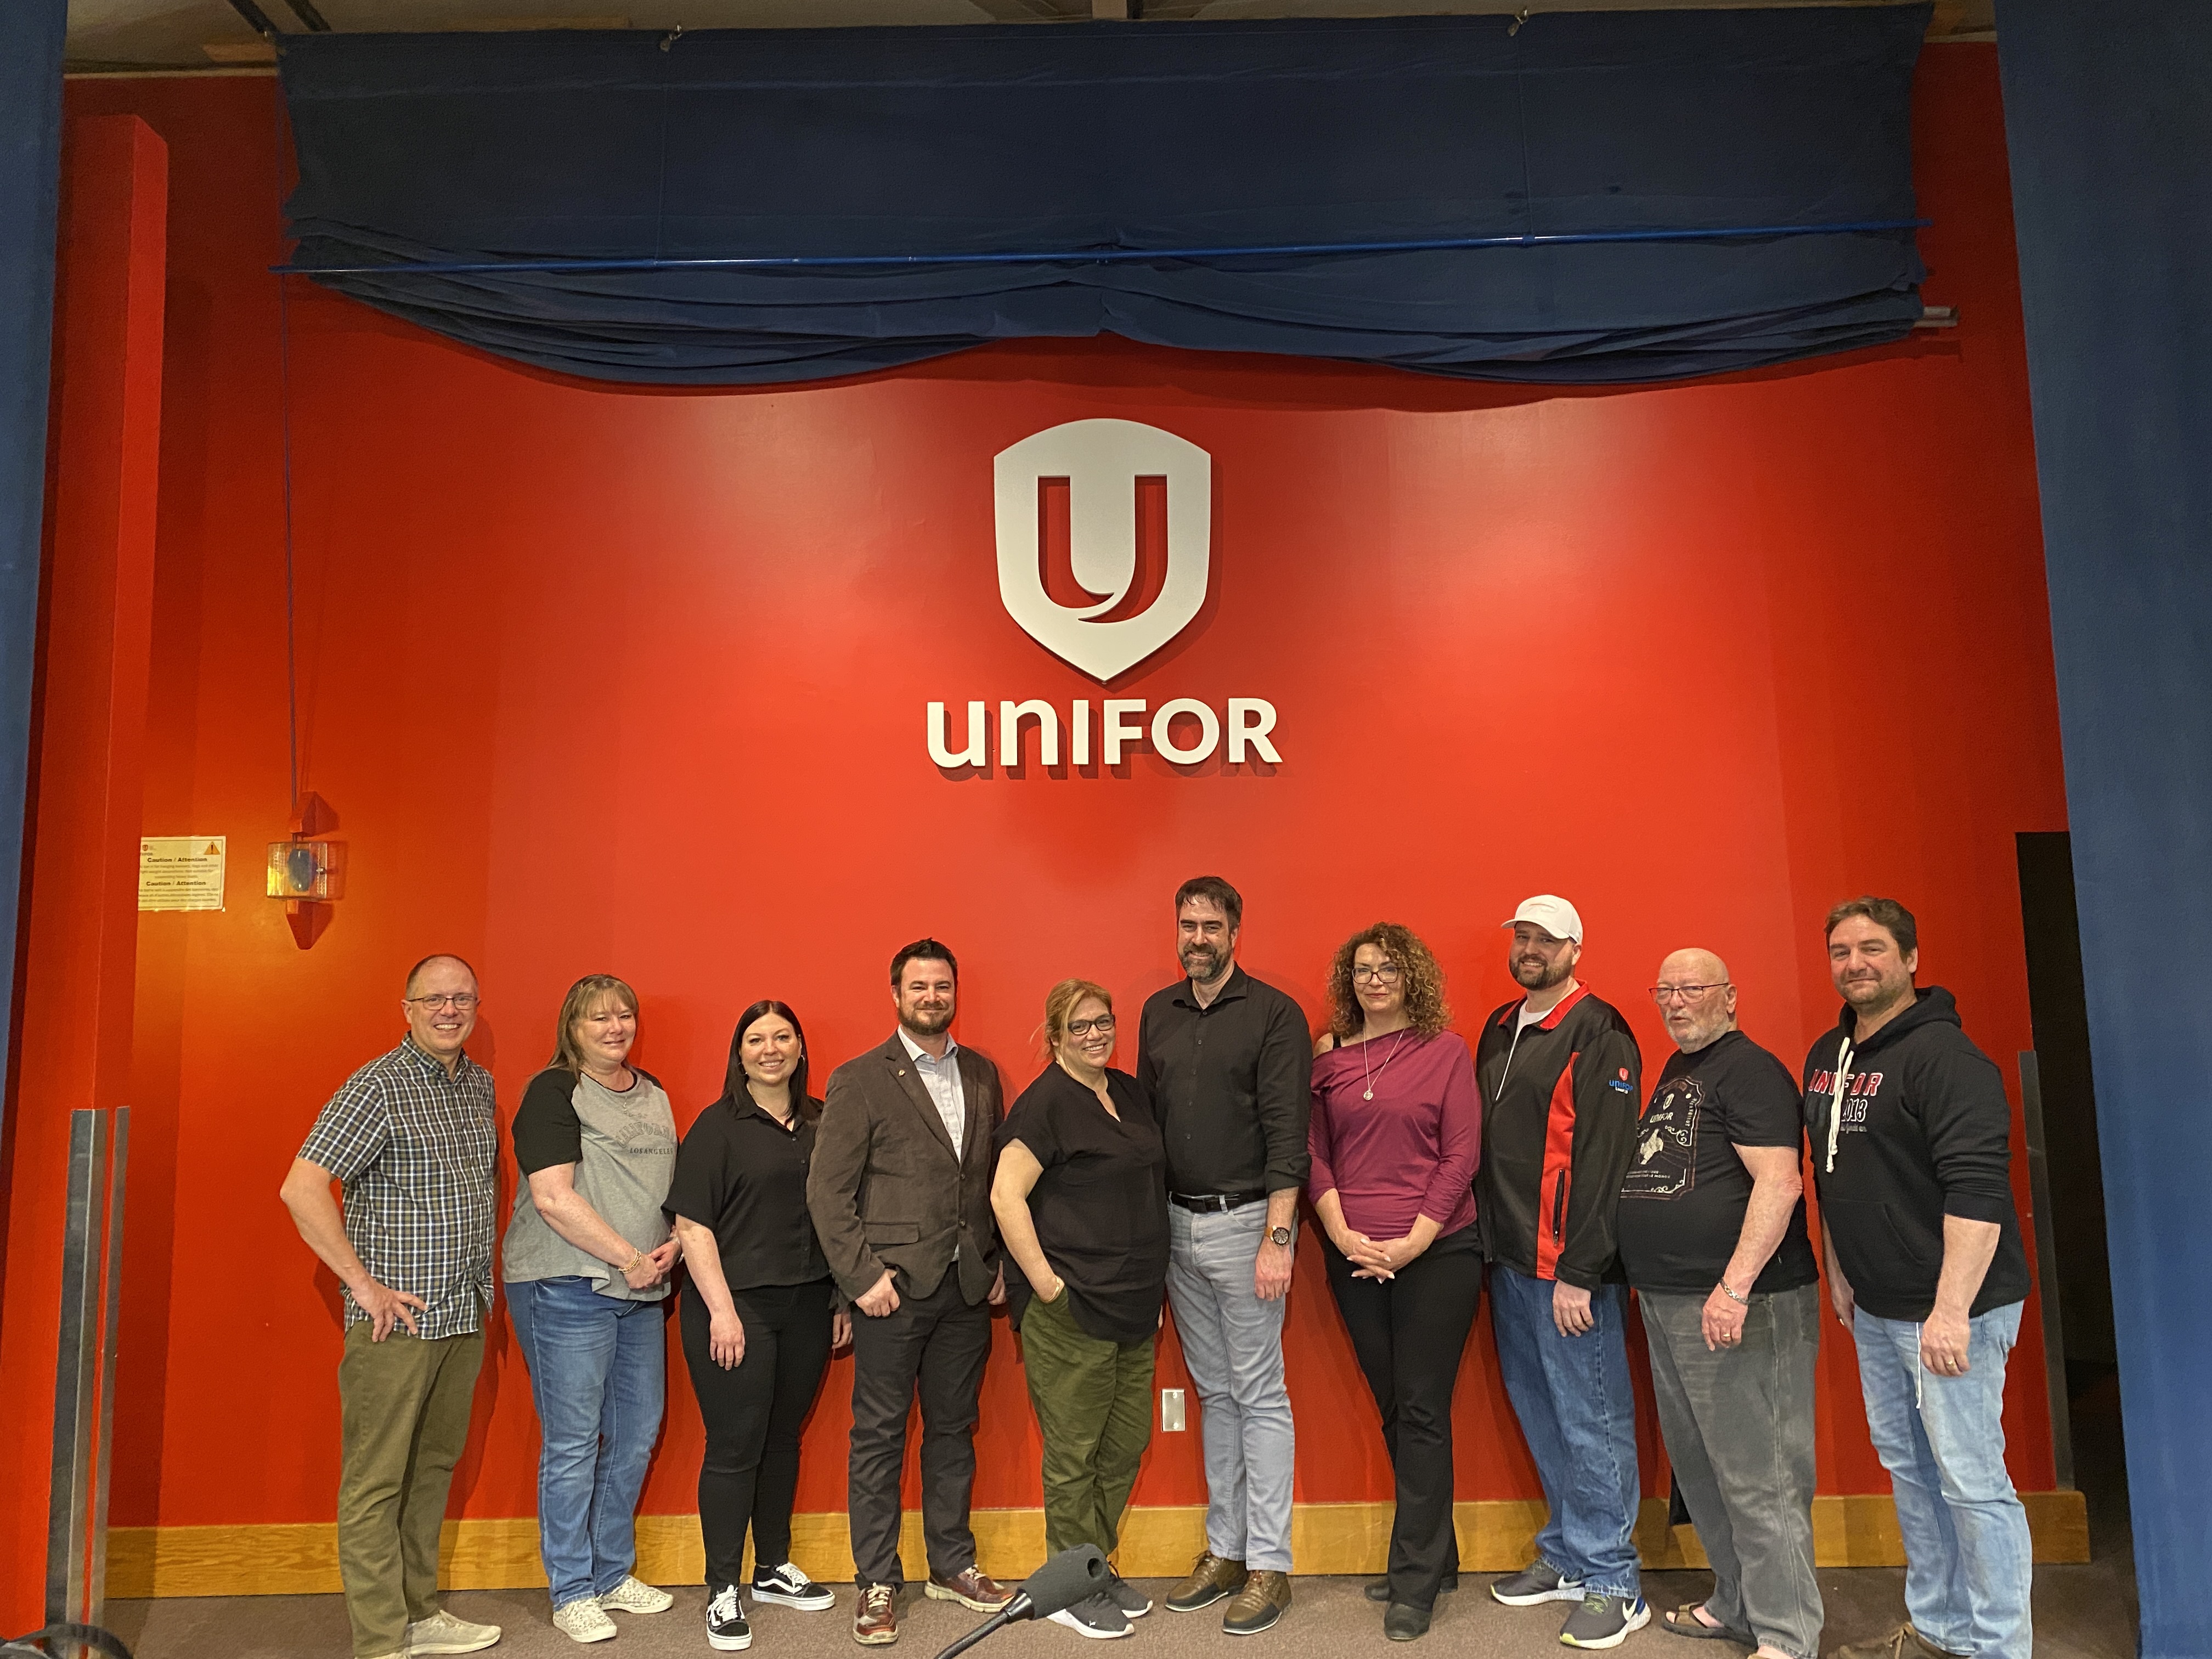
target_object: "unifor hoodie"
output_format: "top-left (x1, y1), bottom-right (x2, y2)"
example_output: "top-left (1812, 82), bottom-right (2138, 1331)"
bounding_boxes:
top-left (1800, 986), bottom-right (2031, 1322)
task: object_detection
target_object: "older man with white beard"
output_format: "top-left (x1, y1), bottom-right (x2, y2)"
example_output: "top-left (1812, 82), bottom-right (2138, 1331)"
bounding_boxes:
top-left (1616, 949), bottom-right (1822, 1659)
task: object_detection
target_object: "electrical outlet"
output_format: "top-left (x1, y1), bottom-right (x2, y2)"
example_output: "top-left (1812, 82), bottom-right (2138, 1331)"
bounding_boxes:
top-left (1160, 1388), bottom-right (1186, 1431)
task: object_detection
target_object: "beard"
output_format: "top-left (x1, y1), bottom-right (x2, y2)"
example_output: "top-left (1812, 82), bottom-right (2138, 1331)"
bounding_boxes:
top-left (1512, 953), bottom-right (1573, 991)
top-left (1841, 974), bottom-right (1908, 1012)
top-left (901, 1002), bottom-right (954, 1035)
top-left (1181, 944), bottom-right (1226, 981)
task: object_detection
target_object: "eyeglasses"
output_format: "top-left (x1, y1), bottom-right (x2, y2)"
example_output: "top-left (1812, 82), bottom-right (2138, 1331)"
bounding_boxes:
top-left (1065, 1016), bottom-right (1116, 1037)
top-left (1350, 963), bottom-right (1402, 984)
top-left (407, 993), bottom-right (480, 1012)
top-left (1649, 984), bottom-right (1728, 1005)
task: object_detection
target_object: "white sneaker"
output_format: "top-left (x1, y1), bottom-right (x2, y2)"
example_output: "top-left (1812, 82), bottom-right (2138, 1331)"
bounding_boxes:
top-left (406, 1607), bottom-right (503, 1654)
top-left (553, 1598), bottom-right (618, 1644)
top-left (598, 1574), bottom-right (675, 1613)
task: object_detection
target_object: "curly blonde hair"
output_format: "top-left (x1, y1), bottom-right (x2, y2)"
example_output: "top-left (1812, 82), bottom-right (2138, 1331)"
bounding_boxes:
top-left (1324, 923), bottom-right (1449, 1041)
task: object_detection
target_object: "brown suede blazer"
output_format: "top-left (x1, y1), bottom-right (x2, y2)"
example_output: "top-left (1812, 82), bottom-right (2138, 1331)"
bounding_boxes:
top-left (806, 1033), bottom-right (1004, 1305)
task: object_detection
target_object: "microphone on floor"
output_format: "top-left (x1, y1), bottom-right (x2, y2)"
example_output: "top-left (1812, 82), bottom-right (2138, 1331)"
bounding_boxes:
top-left (930, 1545), bottom-right (1110, 1659)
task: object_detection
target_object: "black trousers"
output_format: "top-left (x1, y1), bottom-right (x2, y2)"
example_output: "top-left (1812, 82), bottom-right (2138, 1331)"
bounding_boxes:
top-left (1323, 1224), bottom-right (1485, 1612)
top-left (679, 1278), bottom-right (835, 1594)
top-left (847, 1269), bottom-right (993, 1590)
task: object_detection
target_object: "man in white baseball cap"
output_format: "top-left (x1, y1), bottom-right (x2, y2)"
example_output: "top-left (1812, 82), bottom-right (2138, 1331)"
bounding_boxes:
top-left (1475, 895), bottom-right (1649, 1649)
top-left (1508, 895), bottom-right (1584, 943)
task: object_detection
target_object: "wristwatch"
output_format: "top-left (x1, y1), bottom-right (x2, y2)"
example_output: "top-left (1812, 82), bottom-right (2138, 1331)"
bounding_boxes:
top-left (1268, 1225), bottom-right (1294, 1248)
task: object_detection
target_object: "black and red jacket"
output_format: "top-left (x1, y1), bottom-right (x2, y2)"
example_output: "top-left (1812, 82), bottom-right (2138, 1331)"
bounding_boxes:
top-left (1474, 984), bottom-right (1644, 1288)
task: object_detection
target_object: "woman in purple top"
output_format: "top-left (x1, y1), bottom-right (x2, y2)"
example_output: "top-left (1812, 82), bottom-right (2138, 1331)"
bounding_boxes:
top-left (1309, 922), bottom-right (1483, 1642)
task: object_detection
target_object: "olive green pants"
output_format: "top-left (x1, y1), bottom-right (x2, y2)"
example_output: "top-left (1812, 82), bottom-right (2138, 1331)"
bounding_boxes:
top-left (1019, 1291), bottom-right (1155, 1560)
top-left (336, 1320), bottom-right (485, 1657)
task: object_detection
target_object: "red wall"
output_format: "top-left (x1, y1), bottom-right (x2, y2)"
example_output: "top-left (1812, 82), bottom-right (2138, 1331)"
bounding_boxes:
top-left (63, 48), bottom-right (2063, 1538)
top-left (0, 115), bottom-right (167, 1631)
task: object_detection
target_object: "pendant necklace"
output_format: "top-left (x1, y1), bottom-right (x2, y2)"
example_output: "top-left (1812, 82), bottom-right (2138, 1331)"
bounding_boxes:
top-left (1359, 1029), bottom-right (1413, 1101)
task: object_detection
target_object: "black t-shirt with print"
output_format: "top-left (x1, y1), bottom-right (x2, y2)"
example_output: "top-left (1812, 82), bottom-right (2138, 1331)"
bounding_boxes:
top-left (1616, 1030), bottom-right (1818, 1295)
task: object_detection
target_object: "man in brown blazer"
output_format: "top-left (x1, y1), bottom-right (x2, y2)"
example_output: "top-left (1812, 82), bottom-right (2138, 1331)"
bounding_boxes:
top-left (808, 938), bottom-right (1014, 1645)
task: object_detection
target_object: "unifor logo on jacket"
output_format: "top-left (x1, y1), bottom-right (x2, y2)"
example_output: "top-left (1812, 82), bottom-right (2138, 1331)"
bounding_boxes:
top-left (1472, 983), bottom-right (1644, 1288)
top-left (1798, 985), bottom-right (2033, 1323)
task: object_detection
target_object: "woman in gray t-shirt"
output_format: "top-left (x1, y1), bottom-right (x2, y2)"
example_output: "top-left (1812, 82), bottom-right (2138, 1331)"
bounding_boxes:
top-left (502, 974), bottom-right (680, 1643)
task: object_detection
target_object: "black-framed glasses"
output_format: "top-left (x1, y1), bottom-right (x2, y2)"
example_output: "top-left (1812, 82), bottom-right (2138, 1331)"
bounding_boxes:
top-left (1066, 1016), bottom-right (1116, 1037)
top-left (1350, 963), bottom-right (1402, 984)
top-left (1649, 984), bottom-right (1728, 1005)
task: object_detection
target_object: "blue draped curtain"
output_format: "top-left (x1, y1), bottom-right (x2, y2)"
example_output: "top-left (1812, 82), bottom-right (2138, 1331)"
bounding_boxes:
top-left (280, 6), bottom-right (1929, 387)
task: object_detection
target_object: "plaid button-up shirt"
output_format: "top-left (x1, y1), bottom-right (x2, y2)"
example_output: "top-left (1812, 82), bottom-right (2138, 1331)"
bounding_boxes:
top-left (298, 1035), bottom-right (499, 1340)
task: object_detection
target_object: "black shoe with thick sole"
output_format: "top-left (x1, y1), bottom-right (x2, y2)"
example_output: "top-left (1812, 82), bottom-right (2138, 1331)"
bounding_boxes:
top-left (1367, 1575), bottom-right (1459, 1603)
top-left (1385, 1603), bottom-right (1433, 1642)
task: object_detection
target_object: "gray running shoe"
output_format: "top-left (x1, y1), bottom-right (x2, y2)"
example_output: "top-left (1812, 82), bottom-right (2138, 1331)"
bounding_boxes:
top-left (1103, 1576), bottom-right (1153, 1618)
top-left (1560, 1594), bottom-right (1652, 1650)
top-left (1491, 1563), bottom-right (1585, 1607)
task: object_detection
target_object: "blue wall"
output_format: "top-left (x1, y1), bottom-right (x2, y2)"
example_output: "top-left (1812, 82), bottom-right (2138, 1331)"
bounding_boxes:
top-left (0, 0), bottom-right (67, 1155)
top-left (1997, 3), bottom-right (2212, 1650)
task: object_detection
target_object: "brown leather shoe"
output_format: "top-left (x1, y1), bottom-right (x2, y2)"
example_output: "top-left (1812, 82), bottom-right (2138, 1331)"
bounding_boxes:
top-left (1165, 1550), bottom-right (1249, 1613)
top-left (924, 1566), bottom-right (1015, 1613)
top-left (1222, 1570), bottom-right (1292, 1636)
top-left (853, 1583), bottom-right (899, 1645)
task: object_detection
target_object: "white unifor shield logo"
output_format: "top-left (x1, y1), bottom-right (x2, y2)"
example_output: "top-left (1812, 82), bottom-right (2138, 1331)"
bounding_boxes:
top-left (995, 419), bottom-right (1210, 682)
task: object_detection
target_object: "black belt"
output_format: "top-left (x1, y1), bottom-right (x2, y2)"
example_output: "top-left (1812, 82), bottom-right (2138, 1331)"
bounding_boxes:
top-left (1169, 1190), bottom-right (1267, 1214)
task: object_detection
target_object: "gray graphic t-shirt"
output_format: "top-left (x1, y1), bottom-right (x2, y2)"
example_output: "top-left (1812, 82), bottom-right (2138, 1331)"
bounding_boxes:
top-left (503, 1066), bottom-right (678, 1300)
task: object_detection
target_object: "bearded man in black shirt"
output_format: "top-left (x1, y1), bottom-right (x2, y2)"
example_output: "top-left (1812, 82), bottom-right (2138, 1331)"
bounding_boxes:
top-left (1617, 949), bottom-right (1822, 1659)
top-left (1137, 876), bottom-right (1311, 1638)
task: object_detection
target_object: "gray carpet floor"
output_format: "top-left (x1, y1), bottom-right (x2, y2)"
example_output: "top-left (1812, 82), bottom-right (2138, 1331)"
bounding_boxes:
top-left (102, 1373), bottom-right (2140, 1659)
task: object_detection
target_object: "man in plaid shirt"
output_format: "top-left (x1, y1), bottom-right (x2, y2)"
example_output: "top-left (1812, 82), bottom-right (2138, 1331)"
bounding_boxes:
top-left (280, 955), bottom-right (503, 1659)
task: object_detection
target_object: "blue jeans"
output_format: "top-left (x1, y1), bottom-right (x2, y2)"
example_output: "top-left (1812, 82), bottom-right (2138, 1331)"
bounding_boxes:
top-left (508, 1277), bottom-right (668, 1609)
top-left (1853, 1304), bottom-right (2033, 1659)
top-left (1489, 1265), bottom-right (1641, 1599)
top-left (1165, 1201), bottom-right (1294, 1573)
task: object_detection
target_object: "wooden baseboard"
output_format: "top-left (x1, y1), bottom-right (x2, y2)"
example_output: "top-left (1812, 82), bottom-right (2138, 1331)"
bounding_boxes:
top-left (106, 1491), bottom-right (2089, 1598)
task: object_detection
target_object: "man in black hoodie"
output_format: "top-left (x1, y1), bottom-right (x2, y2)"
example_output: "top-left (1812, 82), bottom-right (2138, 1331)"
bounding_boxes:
top-left (1804, 898), bottom-right (2033, 1659)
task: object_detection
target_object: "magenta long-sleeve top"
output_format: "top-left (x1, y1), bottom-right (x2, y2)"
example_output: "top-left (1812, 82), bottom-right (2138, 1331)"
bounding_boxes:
top-left (1307, 1029), bottom-right (1481, 1240)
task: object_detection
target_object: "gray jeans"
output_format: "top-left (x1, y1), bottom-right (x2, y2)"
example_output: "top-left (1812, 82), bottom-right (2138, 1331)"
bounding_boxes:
top-left (1639, 1282), bottom-right (1823, 1659)
top-left (1166, 1201), bottom-right (1294, 1572)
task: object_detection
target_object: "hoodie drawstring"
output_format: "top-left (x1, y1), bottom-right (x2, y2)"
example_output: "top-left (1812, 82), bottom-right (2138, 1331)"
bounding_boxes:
top-left (1824, 1036), bottom-right (1854, 1175)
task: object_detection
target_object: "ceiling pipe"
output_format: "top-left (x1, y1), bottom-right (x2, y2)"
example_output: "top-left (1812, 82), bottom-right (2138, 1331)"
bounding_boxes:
top-left (224, 0), bottom-right (281, 37)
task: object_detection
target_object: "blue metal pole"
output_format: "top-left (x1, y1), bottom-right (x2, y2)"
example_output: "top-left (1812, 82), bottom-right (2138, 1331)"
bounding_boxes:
top-left (273, 217), bottom-right (1929, 278)
top-left (0, 0), bottom-right (68, 1158)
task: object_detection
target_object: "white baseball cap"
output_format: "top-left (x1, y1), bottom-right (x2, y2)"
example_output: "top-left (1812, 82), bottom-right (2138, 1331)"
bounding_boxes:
top-left (1503, 894), bottom-right (1583, 944)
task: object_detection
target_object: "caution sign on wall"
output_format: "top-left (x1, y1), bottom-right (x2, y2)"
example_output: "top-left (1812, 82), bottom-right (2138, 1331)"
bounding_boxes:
top-left (139, 837), bottom-right (226, 912)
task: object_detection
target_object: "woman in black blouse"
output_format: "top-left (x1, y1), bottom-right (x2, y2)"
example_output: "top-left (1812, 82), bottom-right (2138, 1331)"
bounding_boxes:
top-left (992, 978), bottom-right (1169, 1642)
top-left (667, 1001), bottom-right (850, 1653)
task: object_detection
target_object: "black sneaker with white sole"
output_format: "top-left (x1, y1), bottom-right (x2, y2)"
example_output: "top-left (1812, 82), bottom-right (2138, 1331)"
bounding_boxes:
top-left (1559, 1593), bottom-right (1651, 1650)
top-left (1491, 1562), bottom-right (1585, 1607)
top-left (707, 1584), bottom-right (753, 1651)
top-left (752, 1561), bottom-right (836, 1611)
top-left (1048, 1591), bottom-right (1133, 1640)
top-left (1103, 1575), bottom-right (1152, 1618)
